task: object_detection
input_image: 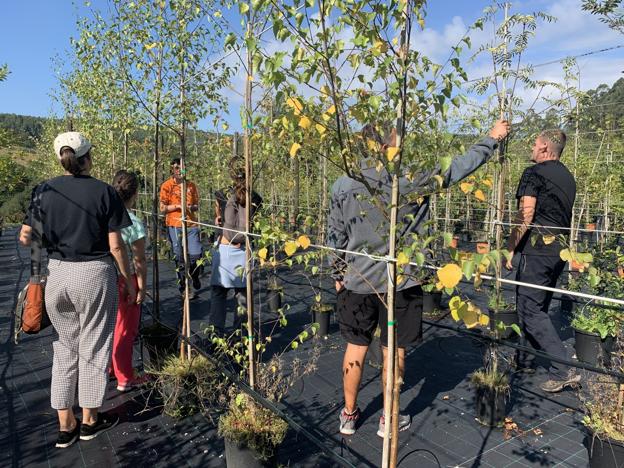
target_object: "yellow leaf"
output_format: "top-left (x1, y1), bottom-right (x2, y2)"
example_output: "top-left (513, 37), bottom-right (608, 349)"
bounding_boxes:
top-left (367, 139), bottom-right (380, 152)
top-left (437, 263), bottom-right (463, 289)
top-left (258, 247), bottom-right (268, 260)
top-left (296, 235), bottom-right (311, 249)
top-left (478, 313), bottom-right (490, 327)
top-left (289, 143), bottom-right (301, 158)
top-left (474, 189), bottom-right (486, 202)
top-left (386, 146), bottom-right (399, 161)
top-left (315, 123), bottom-right (326, 135)
top-left (284, 241), bottom-right (297, 257)
top-left (397, 252), bottom-right (409, 266)
top-left (282, 115), bottom-right (289, 129)
top-left (463, 303), bottom-right (479, 328)
top-left (145, 42), bottom-right (158, 50)
top-left (321, 113), bottom-right (331, 122)
top-left (298, 115), bottom-right (312, 129)
top-left (247, 75), bottom-right (254, 81)
top-left (392, 37), bottom-right (399, 45)
top-left (483, 178), bottom-right (493, 188)
top-left (543, 235), bottom-right (555, 245)
top-left (320, 85), bottom-right (331, 96)
top-left (326, 104), bottom-right (336, 115)
top-left (451, 308), bottom-right (461, 322)
top-left (286, 97), bottom-right (303, 115)
top-left (435, 281), bottom-right (444, 290)
top-left (460, 182), bottom-right (473, 194)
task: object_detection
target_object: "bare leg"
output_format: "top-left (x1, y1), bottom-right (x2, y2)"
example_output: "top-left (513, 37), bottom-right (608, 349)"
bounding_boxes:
top-left (381, 346), bottom-right (406, 408)
top-left (57, 409), bottom-right (77, 432)
top-left (343, 343), bottom-right (368, 412)
top-left (82, 408), bottom-right (98, 426)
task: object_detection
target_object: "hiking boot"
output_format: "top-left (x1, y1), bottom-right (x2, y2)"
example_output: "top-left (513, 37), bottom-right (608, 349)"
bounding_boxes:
top-left (80, 413), bottom-right (119, 441)
top-left (339, 407), bottom-right (360, 435)
top-left (377, 413), bottom-right (411, 438)
top-left (55, 421), bottom-right (80, 448)
top-left (540, 370), bottom-right (581, 393)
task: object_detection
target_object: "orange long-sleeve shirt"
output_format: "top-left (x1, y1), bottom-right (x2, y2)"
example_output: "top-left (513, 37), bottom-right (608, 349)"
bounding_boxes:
top-left (159, 178), bottom-right (199, 227)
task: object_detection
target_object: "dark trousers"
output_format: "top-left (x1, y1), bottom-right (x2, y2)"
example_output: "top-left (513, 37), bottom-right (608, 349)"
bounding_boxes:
top-left (516, 253), bottom-right (569, 379)
top-left (209, 285), bottom-right (246, 335)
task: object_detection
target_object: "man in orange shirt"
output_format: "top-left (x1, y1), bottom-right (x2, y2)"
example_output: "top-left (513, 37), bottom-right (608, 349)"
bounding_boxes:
top-left (159, 158), bottom-right (202, 298)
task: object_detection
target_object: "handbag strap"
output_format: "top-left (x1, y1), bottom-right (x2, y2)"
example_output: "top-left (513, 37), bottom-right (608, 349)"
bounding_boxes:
top-left (30, 194), bottom-right (43, 278)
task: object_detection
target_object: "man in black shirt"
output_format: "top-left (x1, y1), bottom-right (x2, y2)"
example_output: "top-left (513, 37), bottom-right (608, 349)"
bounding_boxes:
top-left (506, 129), bottom-right (579, 393)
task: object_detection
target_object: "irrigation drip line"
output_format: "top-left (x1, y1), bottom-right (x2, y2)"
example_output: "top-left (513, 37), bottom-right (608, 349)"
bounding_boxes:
top-left (140, 304), bottom-right (358, 468)
top-left (133, 207), bottom-right (624, 306)
top-left (423, 318), bottom-right (624, 381)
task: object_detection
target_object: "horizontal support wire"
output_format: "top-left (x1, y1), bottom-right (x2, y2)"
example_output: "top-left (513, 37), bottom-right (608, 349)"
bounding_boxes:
top-left (133, 208), bottom-right (624, 307)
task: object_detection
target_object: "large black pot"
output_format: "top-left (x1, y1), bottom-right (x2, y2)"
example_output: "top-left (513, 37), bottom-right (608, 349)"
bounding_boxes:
top-left (489, 309), bottom-right (519, 340)
top-left (224, 438), bottom-right (276, 468)
top-left (368, 335), bottom-right (382, 369)
top-left (574, 329), bottom-right (615, 367)
top-left (266, 288), bottom-right (282, 313)
top-left (475, 386), bottom-right (506, 427)
top-left (423, 292), bottom-right (443, 315)
top-left (142, 323), bottom-right (179, 369)
top-left (312, 304), bottom-right (333, 337)
top-left (585, 430), bottom-right (624, 468)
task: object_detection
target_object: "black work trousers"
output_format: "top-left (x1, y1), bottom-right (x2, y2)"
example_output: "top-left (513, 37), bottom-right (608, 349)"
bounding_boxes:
top-left (515, 253), bottom-right (569, 379)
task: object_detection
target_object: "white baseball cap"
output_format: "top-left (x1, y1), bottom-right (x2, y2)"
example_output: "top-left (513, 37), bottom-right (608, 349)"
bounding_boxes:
top-left (53, 132), bottom-right (92, 159)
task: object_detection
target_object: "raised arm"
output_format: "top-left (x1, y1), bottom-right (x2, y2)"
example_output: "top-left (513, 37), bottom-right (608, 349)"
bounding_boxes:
top-left (442, 120), bottom-right (510, 187)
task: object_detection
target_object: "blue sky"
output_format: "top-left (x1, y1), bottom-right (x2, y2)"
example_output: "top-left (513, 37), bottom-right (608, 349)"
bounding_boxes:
top-left (0, 0), bottom-right (622, 131)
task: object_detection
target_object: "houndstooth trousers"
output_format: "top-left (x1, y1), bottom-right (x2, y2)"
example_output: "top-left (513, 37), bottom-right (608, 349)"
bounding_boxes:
top-left (45, 258), bottom-right (118, 409)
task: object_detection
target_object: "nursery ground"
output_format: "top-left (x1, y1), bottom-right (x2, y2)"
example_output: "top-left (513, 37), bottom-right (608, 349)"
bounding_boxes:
top-left (0, 226), bottom-right (594, 467)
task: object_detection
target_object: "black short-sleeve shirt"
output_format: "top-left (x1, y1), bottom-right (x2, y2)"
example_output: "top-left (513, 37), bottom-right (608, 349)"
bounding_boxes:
top-left (24, 175), bottom-right (131, 261)
top-left (515, 160), bottom-right (576, 255)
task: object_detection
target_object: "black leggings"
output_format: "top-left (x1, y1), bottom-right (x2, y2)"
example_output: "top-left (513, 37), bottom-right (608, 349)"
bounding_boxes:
top-left (209, 285), bottom-right (246, 334)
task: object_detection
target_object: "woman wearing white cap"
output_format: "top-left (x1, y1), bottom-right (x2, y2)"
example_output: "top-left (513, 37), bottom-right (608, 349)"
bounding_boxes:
top-left (19, 131), bottom-right (136, 449)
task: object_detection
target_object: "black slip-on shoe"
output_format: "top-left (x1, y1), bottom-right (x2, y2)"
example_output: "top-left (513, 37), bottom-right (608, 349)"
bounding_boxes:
top-left (55, 422), bottom-right (80, 448)
top-left (79, 413), bottom-right (119, 441)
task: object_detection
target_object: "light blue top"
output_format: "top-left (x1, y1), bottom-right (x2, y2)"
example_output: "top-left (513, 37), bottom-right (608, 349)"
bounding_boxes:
top-left (121, 211), bottom-right (146, 274)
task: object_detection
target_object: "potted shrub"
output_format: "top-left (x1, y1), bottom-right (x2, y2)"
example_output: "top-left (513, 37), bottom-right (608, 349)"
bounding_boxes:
top-left (219, 393), bottom-right (288, 468)
top-left (311, 298), bottom-right (332, 337)
top-left (572, 303), bottom-right (619, 367)
top-left (266, 275), bottom-right (283, 313)
top-left (487, 290), bottom-right (518, 340)
top-left (141, 321), bottom-right (179, 369)
top-left (472, 366), bottom-right (509, 427)
top-left (151, 353), bottom-right (227, 419)
top-left (581, 334), bottom-right (624, 468)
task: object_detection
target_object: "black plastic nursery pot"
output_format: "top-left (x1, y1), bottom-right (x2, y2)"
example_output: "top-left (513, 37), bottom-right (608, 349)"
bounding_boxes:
top-left (489, 309), bottom-right (519, 340)
top-left (475, 386), bottom-right (506, 427)
top-left (141, 323), bottom-right (179, 369)
top-left (585, 431), bottom-right (624, 468)
top-left (423, 291), bottom-right (443, 315)
top-left (312, 303), bottom-right (333, 337)
top-left (574, 328), bottom-right (615, 367)
top-left (266, 288), bottom-right (282, 313)
top-left (224, 438), bottom-right (276, 468)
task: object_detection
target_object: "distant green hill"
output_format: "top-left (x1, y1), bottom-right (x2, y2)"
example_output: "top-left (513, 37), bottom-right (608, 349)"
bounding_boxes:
top-left (0, 113), bottom-right (47, 148)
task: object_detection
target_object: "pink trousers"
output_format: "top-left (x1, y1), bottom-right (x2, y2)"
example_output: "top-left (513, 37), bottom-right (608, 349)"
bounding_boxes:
top-left (111, 275), bottom-right (140, 385)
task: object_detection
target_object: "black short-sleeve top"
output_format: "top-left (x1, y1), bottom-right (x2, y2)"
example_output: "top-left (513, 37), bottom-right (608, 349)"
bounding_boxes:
top-left (24, 175), bottom-right (131, 261)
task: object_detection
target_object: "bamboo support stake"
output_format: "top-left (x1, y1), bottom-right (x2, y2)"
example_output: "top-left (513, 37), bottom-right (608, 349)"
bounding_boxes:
top-left (151, 49), bottom-right (163, 320)
top-left (179, 58), bottom-right (191, 361)
top-left (243, 3), bottom-right (257, 389)
top-left (383, 2), bottom-right (410, 467)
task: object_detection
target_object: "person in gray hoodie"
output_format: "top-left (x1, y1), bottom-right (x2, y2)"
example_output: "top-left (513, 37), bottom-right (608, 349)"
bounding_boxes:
top-left (329, 119), bottom-right (510, 437)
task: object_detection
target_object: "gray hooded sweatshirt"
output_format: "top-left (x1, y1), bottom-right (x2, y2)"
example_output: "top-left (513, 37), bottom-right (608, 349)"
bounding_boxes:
top-left (327, 136), bottom-right (499, 294)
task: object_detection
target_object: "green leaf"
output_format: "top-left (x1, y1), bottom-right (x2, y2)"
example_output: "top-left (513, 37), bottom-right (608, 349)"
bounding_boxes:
top-left (462, 260), bottom-right (475, 281)
top-left (239, 3), bottom-right (250, 14)
top-left (510, 324), bottom-right (521, 337)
